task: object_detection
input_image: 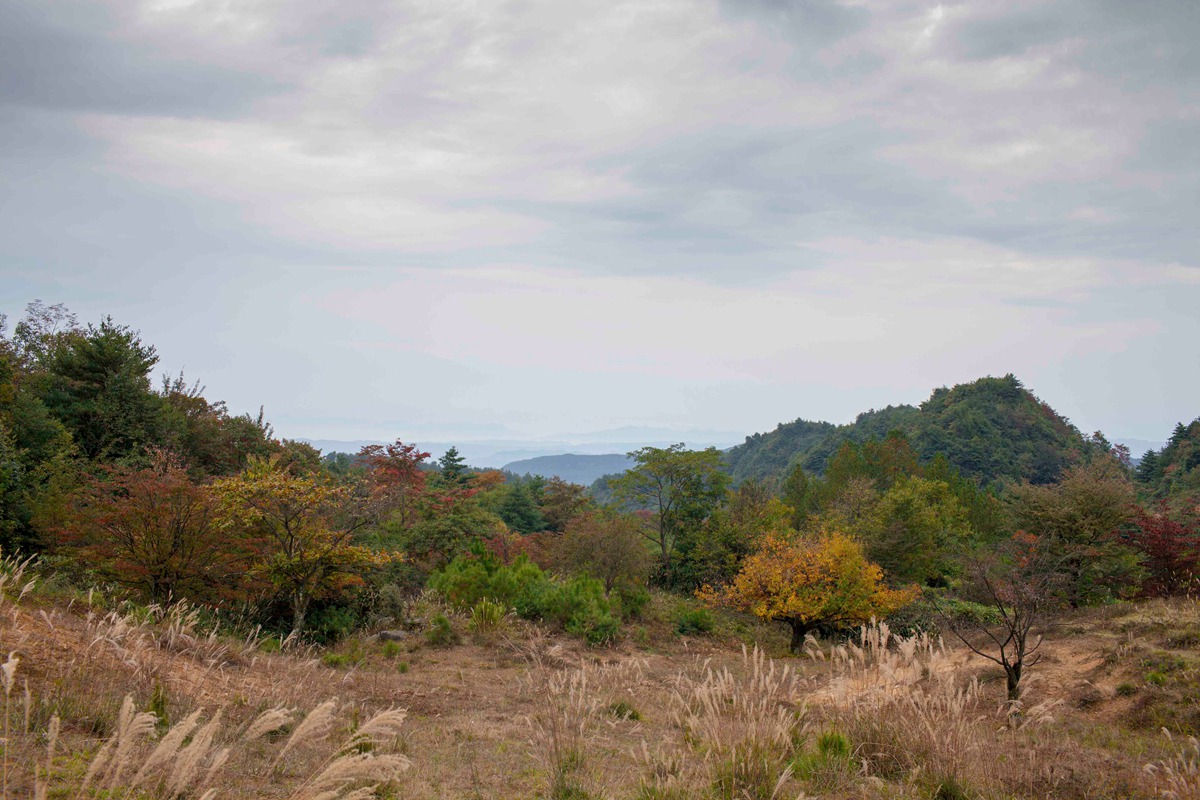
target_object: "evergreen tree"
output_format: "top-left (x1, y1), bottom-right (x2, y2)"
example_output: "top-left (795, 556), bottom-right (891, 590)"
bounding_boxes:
top-left (498, 481), bottom-right (545, 534)
top-left (42, 317), bottom-right (163, 461)
top-left (438, 446), bottom-right (468, 487)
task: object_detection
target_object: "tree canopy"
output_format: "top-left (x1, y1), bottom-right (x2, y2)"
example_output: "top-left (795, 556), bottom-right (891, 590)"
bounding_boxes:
top-left (700, 530), bottom-right (917, 653)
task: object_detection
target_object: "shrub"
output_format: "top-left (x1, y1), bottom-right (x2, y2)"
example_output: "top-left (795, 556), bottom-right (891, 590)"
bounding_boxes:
top-left (429, 553), bottom-right (548, 614)
top-left (792, 730), bottom-right (856, 793)
top-left (425, 613), bottom-right (459, 647)
top-left (675, 608), bottom-right (714, 636)
top-left (542, 575), bottom-right (620, 645)
top-left (430, 554), bottom-right (621, 644)
top-left (613, 583), bottom-right (650, 620)
top-left (307, 605), bottom-right (360, 645)
top-left (468, 598), bottom-right (509, 634)
top-left (608, 700), bottom-right (641, 721)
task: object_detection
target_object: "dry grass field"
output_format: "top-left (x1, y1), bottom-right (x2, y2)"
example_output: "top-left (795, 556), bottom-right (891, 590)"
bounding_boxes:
top-left (3, 554), bottom-right (1200, 800)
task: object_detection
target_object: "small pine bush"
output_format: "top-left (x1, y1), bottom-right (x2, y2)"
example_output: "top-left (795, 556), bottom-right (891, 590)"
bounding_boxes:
top-left (608, 700), bottom-right (641, 721)
top-left (425, 613), bottom-right (459, 647)
top-left (307, 605), bottom-right (359, 645)
top-left (613, 583), bottom-right (650, 620)
top-left (675, 608), bottom-right (714, 636)
top-left (430, 554), bottom-right (621, 644)
top-left (792, 730), bottom-right (856, 792)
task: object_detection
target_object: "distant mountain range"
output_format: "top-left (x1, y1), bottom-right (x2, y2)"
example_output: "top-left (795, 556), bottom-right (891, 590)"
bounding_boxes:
top-left (301, 380), bottom-right (1168, 488)
top-left (300, 430), bottom-right (742, 470)
top-left (500, 453), bottom-right (635, 485)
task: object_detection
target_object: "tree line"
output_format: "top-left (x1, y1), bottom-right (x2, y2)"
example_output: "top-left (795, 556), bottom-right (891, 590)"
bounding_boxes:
top-left (1, 300), bottom-right (1198, 679)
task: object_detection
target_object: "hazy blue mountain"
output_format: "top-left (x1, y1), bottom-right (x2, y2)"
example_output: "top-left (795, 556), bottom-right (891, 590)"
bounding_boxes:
top-left (502, 453), bottom-right (634, 485)
top-left (301, 433), bottom-right (742, 469)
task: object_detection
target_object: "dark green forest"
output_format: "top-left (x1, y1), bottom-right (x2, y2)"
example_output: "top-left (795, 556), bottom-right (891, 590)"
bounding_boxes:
top-left (724, 375), bottom-right (1102, 487)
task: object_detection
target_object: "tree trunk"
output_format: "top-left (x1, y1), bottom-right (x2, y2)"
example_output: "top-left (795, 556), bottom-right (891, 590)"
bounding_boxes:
top-left (291, 593), bottom-right (308, 638)
top-left (788, 619), bottom-right (809, 654)
top-left (1006, 662), bottom-right (1022, 703)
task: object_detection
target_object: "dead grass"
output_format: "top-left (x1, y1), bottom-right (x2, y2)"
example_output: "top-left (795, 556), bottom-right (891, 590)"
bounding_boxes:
top-left (5, 553), bottom-right (1200, 799)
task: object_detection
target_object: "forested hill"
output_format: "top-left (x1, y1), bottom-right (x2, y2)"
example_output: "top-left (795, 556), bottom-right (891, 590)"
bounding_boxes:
top-left (1136, 418), bottom-right (1200, 509)
top-left (725, 375), bottom-right (1098, 487)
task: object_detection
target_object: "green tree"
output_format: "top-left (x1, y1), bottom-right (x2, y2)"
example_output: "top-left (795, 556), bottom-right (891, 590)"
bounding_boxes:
top-left (0, 313), bottom-right (76, 550)
top-left (674, 480), bottom-right (792, 591)
top-left (497, 481), bottom-right (545, 534)
top-left (1008, 460), bottom-right (1139, 605)
top-left (438, 446), bottom-right (469, 487)
top-left (859, 476), bottom-right (974, 587)
top-left (923, 453), bottom-right (1006, 542)
top-left (42, 317), bottom-right (163, 461)
top-left (780, 462), bottom-right (815, 529)
top-left (158, 373), bottom-right (281, 477)
top-left (538, 477), bottom-right (593, 532)
top-left (398, 502), bottom-right (505, 571)
top-left (609, 444), bottom-right (729, 582)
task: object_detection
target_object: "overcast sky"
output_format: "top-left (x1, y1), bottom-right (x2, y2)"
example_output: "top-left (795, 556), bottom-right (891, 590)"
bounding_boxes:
top-left (1, 0), bottom-right (1197, 446)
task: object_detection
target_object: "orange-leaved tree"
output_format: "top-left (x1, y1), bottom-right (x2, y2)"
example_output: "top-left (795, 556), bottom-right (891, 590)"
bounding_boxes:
top-left (214, 456), bottom-right (388, 635)
top-left (54, 450), bottom-right (248, 605)
top-left (699, 530), bottom-right (917, 653)
top-left (359, 439), bottom-right (431, 528)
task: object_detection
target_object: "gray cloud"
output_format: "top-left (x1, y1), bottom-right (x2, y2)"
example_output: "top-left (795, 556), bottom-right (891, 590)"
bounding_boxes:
top-left (1, 0), bottom-right (1197, 441)
top-left (0, 1), bottom-right (290, 117)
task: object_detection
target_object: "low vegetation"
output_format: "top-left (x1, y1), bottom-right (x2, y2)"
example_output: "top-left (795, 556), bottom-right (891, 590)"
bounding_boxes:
top-left (2, 300), bottom-right (1200, 797)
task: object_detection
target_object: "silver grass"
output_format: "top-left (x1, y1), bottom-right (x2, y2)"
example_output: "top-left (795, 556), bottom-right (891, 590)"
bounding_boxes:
top-left (278, 699), bottom-right (339, 762)
top-left (245, 706), bottom-right (296, 740)
top-left (132, 708), bottom-right (203, 785)
top-left (167, 712), bottom-right (223, 797)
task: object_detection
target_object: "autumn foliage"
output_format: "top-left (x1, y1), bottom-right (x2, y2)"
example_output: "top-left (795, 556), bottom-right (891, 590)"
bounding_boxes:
top-left (54, 451), bottom-right (247, 605)
top-left (214, 456), bottom-right (391, 634)
top-left (699, 530), bottom-right (917, 652)
top-left (1127, 505), bottom-right (1200, 597)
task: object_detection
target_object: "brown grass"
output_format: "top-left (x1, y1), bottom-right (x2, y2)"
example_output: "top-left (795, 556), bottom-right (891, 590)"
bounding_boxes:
top-left (4, 550), bottom-right (1200, 799)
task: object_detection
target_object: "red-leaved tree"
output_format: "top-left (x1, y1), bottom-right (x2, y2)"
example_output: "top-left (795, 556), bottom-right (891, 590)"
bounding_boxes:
top-left (56, 451), bottom-right (250, 604)
top-left (1127, 504), bottom-right (1200, 596)
top-left (359, 440), bottom-right (431, 528)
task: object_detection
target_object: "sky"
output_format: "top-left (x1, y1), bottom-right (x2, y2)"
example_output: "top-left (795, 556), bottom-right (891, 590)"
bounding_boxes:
top-left (1, 0), bottom-right (1197, 448)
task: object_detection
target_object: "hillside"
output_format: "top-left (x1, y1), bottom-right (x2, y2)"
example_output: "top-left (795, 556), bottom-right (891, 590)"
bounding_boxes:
top-left (502, 452), bottom-right (633, 485)
top-left (3, 562), bottom-right (1196, 800)
top-left (1137, 417), bottom-right (1200, 508)
top-left (724, 375), bottom-right (1095, 486)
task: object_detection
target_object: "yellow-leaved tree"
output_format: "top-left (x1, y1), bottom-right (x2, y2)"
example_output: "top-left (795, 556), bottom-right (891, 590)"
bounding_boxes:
top-left (699, 530), bottom-right (916, 653)
top-left (215, 456), bottom-right (391, 635)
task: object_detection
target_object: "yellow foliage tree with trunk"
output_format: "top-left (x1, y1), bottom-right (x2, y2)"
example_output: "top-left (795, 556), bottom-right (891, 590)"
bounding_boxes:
top-left (699, 530), bottom-right (916, 653)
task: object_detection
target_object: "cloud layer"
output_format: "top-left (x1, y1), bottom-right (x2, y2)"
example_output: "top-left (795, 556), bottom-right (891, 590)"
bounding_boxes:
top-left (2, 0), bottom-right (1197, 443)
